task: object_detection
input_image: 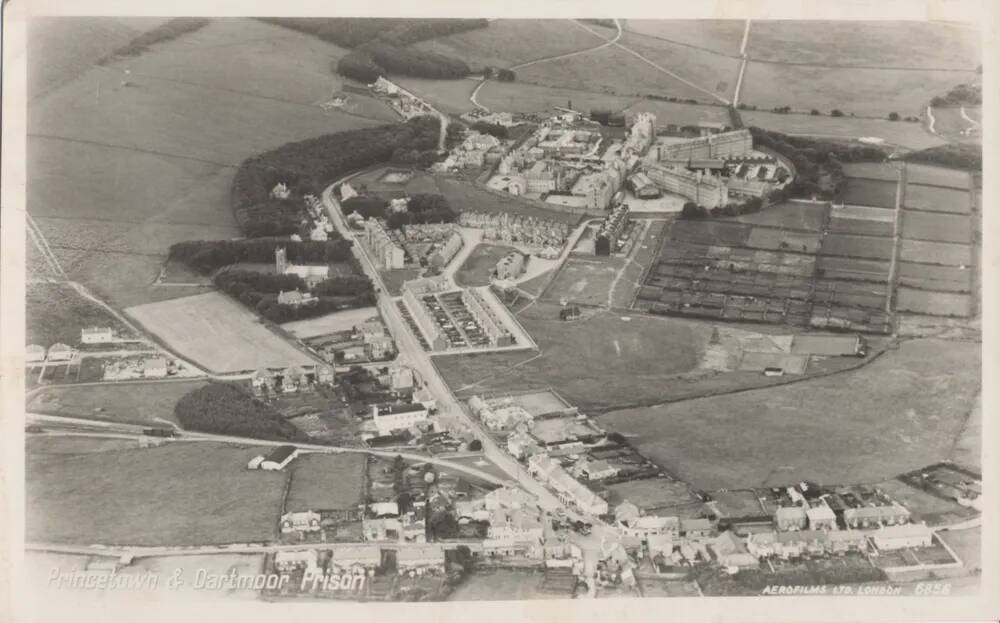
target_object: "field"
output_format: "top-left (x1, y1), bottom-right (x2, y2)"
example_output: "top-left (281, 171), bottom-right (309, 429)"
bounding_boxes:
top-left (284, 452), bottom-right (366, 513)
top-left (125, 292), bottom-right (317, 373)
top-left (710, 490), bottom-right (766, 518)
top-left (390, 77), bottom-right (477, 115)
top-left (433, 302), bottom-right (711, 413)
top-left (351, 166), bottom-right (442, 195)
top-left (874, 479), bottom-right (977, 526)
top-left (622, 19), bottom-right (744, 56)
top-left (816, 257), bottom-right (890, 282)
top-left (843, 178), bottom-right (898, 208)
top-left (623, 100), bottom-right (730, 126)
top-left (741, 62), bottom-right (970, 118)
top-left (731, 200), bottom-right (827, 231)
top-left (901, 211), bottom-right (972, 243)
top-left (27, 380), bottom-right (207, 425)
top-left (282, 306), bottom-right (379, 339)
top-left (604, 478), bottom-right (704, 516)
top-left (598, 338), bottom-right (980, 489)
top-left (543, 257), bottom-right (624, 307)
top-left (515, 43), bottom-right (717, 103)
top-left (28, 17), bottom-right (386, 309)
top-left (475, 80), bottom-right (637, 114)
top-left (904, 163), bottom-right (972, 189)
top-left (741, 111), bottom-right (945, 150)
top-left (25, 435), bottom-right (140, 456)
top-left (899, 240), bottom-right (972, 266)
top-left (26, 282), bottom-right (139, 347)
top-left (904, 184), bottom-right (971, 214)
top-left (744, 20), bottom-right (979, 69)
top-left (454, 244), bottom-right (518, 287)
top-left (929, 106), bottom-right (982, 143)
top-left (507, 390), bottom-right (570, 416)
top-left (410, 19), bottom-right (605, 70)
top-left (950, 393), bottom-right (980, 471)
top-left (896, 288), bottom-right (971, 317)
top-left (617, 31), bottom-right (741, 100)
top-left (746, 229), bottom-right (822, 253)
top-left (26, 441), bottom-right (288, 545)
top-left (820, 233), bottom-right (895, 260)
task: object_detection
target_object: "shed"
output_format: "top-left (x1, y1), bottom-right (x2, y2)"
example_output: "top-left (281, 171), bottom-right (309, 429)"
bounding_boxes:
top-left (261, 445), bottom-right (299, 471)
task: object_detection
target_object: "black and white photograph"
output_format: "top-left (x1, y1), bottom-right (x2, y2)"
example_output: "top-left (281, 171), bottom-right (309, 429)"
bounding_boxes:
top-left (1, 1), bottom-right (996, 621)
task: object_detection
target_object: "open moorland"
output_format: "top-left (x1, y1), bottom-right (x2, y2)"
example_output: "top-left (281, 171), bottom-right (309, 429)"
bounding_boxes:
top-left (26, 441), bottom-right (288, 545)
top-left (623, 100), bottom-right (730, 126)
top-left (28, 380), bottom-right (207, 425)
top-left (433, 302), bottom-right (711, 413)
top-left (621, 19), bottom-right (744, 56)
top-left (28, 17), bottom-right (389, 310)
top-left (125, 292), bottom-right (317, 373)
top-left (598, 338), bottom-right (980, 490)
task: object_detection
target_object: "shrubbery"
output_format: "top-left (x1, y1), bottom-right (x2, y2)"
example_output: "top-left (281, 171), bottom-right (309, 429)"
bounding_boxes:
top-left (930, 83), bottom-right (982, 107)
top-left (231, 117), bottom-right (440, 236)
top-left (471, 121), bottom-right (509, 139)
top-left (903, 143), bottom-right (982, 171)
top-left (174, 383), bottom-right (308, 442)
top-left (168, 239), bottom-right (354, 275)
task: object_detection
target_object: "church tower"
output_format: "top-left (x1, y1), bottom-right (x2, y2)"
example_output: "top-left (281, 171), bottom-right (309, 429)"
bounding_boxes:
top-left (275, 246), bottom-right (288, 274)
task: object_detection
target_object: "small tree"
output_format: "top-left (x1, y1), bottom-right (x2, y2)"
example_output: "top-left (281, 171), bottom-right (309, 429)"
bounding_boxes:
top-left (680, 202), bottom-right (708, 219)
top-left (830, 109), bottom-right (844, 117)
top-left (810, 109), bottom-right (820, 116)
top-left (888, 112), bottom-right (900, 121)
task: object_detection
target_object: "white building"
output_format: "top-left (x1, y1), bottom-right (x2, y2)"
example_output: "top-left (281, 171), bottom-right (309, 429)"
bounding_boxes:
top-left (372, 403), bottom-right (429, 436)
top-left (870, 523), bottom-right (934, 550)
top-left (260, 446), bottom-right (299, 471)
top-left (281, 511), bottom-right (321, 534)
top-left (274, 550), bottom-right (318, 572)
top-left (81, 327), bottom-right (114, 344)
top-left (46, 343), bottom-right (75, 362)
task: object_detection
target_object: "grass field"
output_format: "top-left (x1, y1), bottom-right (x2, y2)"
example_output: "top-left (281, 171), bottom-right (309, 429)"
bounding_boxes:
top-left (904, 184), bottom-right (971, 214)
top-left (282, 306), bottom-right (378, 339)
top-left (26, 282), bottom-right (138, 347)
top-left (618, 31), bottom-right (742, 100)
top-left (745, 21), bottom-right (980, 70)
top-left (741, 62), bottom-right (970, 118)
top-left (28, 17), bottom-right (385, 310)
top-left (515, 43), bottom-right (716, 103)
top-left (732, 200), bottom-right (828, 231)
top-left (448, 570), bottom-right (557, 601)
top-left (901, 211), bottom-right (972, 243)
top-left (843, 178), bottom-right (898, 208)
top-left (623, 99), bottom-right (730, 126)
top-left (950, 392), bottom-right (980, 471)
top-left (391, 77), bottom-right (478, 115)
top-left (543, 257), bottom-right (624, 307)
top-left (896, 288), bottom-right (971, 317)
top-left (126, 291), bottom-right (317, 373)
top-left (475, 80), bottom-right (637, 114)
top-left (433, 302), bottom-right (711, 413)
top-left (598, 338), bottom-right (980, 490)
top-left (905, 163), bottom-right (972, 189)
top-left (622, 19), bottom-right (745, 56)
top-left (820, 233), bottom-right (895, 261)
top-left (28, 380), bottom-right (207, 425)
top-left (284, 452), bottom-right (366, 512)
top-left (454, 244), bottom-right (518, 287)
top-left (25, 435), bottom-right (140, 456)
top-left (741, 111), bottom-right (945, 150)
top-left (899, 240), bottom-right (972, 266)
top-left (411, 19), bottom-right (605, 70)
top-left (26, 441), bottom-right (288, 545)
top-left (929, 106), bottom-right (982, 143)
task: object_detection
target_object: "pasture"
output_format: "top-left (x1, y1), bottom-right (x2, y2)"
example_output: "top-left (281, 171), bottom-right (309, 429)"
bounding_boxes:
top-left (455, 244), bottom-right (519, 287)
top-left (905, 163), bottom-right (972, 189)
top-left (899, 240), bottom-right (972, 266)
top-left (28, 17), bottom-right (385, 309)
top-left (543, 257), bottom-right (624, 307)
top-left (282, 306), bottom-right (379, 339)
top-left (434, 302), bottom-right (711, 413)
top-left (624, 99), bottom-right (730, 126)
top-left (742, 111), bottom-right (945, 149)
top-left (598, 338), bottom-right (980, 489)
top-left (391, 77), bottom-right (477, 115)
top-left (284, 452), bottom-right (366, 513)
top-left (475, 80), bottom-right (637, 114)
top-left (745, 20), bottom-right (980, 70)
top-left (27, 380), bottom-right (207, 425)
top-left (904, 184), bottom-right (972, 214)
top-left (843, 178), bottom-right (898, 208)
top-left (901, 211), bottom-right (972, 243)
top-left (896, 288), bottom-right (971, 317)
top-left (622, 19), bottom-right (745, 56)
top-left (26, 282), bottom-right (138, 347)
top-left (26, 441), bottom-right (288, 545)
top-left (740, 62), bottom-right (971, 118)
top-left (618, 31), bottom-right (742, 100)
top-left (929, 106), bottom-right (982, 143)
top-left (125, 292), bottom-right (317, 373)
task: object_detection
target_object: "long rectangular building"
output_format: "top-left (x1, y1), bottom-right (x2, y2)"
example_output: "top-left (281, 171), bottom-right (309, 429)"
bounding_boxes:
top-left (644, 163), bottom-right (730, 209)
top-left (658, 129), bottom-right (753, 161)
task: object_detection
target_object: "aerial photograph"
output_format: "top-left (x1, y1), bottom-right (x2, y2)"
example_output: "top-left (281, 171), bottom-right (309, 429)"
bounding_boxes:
top-left (17, 10), bottom-right (987, 613)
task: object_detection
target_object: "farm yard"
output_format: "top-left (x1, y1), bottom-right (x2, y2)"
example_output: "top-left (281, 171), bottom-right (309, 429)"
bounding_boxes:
top-left (27, 380), bottom-right (207, 426)
top-left (125, 292), bottom-right (317, 373)
top-left (741, 111), bottom-right (945, 150)
top-left (433, 302), bottom-right (711, 413)
top-left (28, 17), bottom-right (387, 310)
top-left (284, 453), bottom-right (366, 513)
top-left (26, 441), bottom-right (288, 545)
top-left (598, 338), bottom-right (980, 490)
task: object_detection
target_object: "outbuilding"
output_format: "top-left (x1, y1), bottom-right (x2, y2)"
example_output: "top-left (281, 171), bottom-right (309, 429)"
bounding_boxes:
top-left (46, 343), bottom-right (75, 362)
top-left (260, 445), bottom-right (299, 471)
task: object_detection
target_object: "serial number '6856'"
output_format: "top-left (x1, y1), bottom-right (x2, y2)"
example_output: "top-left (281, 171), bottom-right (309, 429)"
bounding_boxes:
top-left (915, 583), bottom-right (952, 596)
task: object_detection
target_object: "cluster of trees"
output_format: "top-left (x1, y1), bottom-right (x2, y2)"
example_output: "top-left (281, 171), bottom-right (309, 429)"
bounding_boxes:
top-left (174, 383), bottom-right (308, 442)
top-left (749, 127), bottom-right (888, 200)
top-left (343, 193), bottom-right (457, 229)
top-left (482, 66), bottom-right (516, 82)
top-left (771, 105), bottom-right (792, 114)
top-left (680, 202), bottom-right (709, 220)
top-left (931, 83), bottom-right (982, 107)
top-left (231, 117), bottom-right (440, 236)
top-left (680, 197), bottom-right (764, 220)
top-left (98, 18), bottom-right (210, 63)
top-left (903, 143), bottom-right (981, 171)
top-left (168, 239), bottom-right (354, 275)
top-left (338, 43), bottom-right (472, 83)
top-left (644, 93), bottom-right (702, 105)
top-left (214, 269), bottom-right (376, 324)
top-left (470, 121), bottom-right (509, 139)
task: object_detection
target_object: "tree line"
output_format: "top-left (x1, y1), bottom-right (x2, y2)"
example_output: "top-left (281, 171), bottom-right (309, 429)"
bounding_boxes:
top-left (931, 83), bottom-right (982, 107)
top-left (174, 383), bottom-right (309, 442)
top-left (342, 193), bottom-right (458, 230)
top-left (214, 269), bottom-right (376, 324)
top-left (98, 17), bottom-right (210, 64)
top-left (230, 117), bottom-right (440, 237)
top-left (168, 239), bottom-right (354, 275)
top-left (903, 143), bottom-right (981, 171)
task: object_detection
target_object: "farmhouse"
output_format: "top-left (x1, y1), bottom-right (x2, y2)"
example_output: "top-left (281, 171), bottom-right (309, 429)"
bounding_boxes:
top-left (870, 523), bottom-right (934, 550)
top-left (81, 327), bottom-right (114, 344)
top-left (46, 343), bottom-right (75, 361)
top-left (371, 402), bottom-right (429, 436)
top-left (260, 445), bottom-right (299, 471)
top-left (25, 344), bottom-right (46, 363)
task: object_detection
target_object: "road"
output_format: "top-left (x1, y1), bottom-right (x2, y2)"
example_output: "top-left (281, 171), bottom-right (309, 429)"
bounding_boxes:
top-left (732, 19), bottom-right (752, 106)
top-left (321, 180), bottom-right (589, 521)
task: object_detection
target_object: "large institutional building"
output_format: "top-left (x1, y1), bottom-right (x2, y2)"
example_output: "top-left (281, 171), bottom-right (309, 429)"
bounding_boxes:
top-left (657, 128), bottom-right (754, 161)
top-left (644, 164), bottom-right (731, 209)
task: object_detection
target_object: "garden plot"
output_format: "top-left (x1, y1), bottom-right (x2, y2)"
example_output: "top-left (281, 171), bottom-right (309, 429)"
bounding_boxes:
top-left (901, 211), bottom-right (972, 244)
top-left (820, 234), bottom-right (895, 261)
top-left (828, 218), bottom-right (894, 237)
top-left (899, 240), bottom-right (972, 266)
top-left (816, 257), bottom-right (890, 283)
top-left (904, 184), bottom-right (972, 214)
top-left (745, 228), bottom-right (822, 254)
top-left (843, 178), bottom-right (898, 208)
top-left (896, 288), bottom-right (971, 317)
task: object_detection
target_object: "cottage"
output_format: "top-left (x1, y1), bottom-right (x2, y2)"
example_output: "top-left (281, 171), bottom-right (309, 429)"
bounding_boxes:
top-left (827, 529), bottom-right (868, 554)
top-left (274, 550), bottom-right (318, 572)
top-left (774, 505), bottom-right (808, 531)
top-left (806, 504), bottom-right (837, 531)
top-left (144, 357), bottom-right (168, 378)
top-left (329, 546), bottom-right (381, 573)
top-left (81, 327), bottom-right (114, 344)
top-left (680, 518), bottom-right (714, 538)
top-left (281, 511), bottom-right (321, 534)
top-left (711, 531), bottom-right (759, 570)
top-left (46, 343), bottom-right (75, 362)
top-left (260, 445), bottom-right (299, 471)
top-left (25, 344), bottom-right (46, 363)
top-left (870, 523), bottom-right (934, 551)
